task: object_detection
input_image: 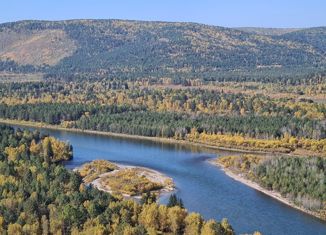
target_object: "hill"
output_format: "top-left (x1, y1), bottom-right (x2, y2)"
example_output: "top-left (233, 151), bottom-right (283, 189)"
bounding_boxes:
top-left (234, 27), bottom-right (301, 36)
top-left (0, 19), bottom-right (325, 83)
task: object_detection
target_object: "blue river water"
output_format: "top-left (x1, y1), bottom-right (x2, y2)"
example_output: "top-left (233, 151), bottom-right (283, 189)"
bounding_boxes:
top-left (9, 125), bottom-right (326, 235)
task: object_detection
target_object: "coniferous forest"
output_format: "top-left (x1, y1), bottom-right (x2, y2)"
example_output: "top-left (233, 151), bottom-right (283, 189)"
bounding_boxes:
top-left (0, 81), bottom-right (325, 156)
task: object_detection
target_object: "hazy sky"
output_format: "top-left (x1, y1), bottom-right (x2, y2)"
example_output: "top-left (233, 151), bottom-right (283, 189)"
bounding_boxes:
top-left (1, 0), bottom-right (325, 28)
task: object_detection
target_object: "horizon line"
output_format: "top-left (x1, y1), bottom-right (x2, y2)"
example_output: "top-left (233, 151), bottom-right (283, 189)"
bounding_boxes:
top-left (1, 18), bottom-right (325, 29)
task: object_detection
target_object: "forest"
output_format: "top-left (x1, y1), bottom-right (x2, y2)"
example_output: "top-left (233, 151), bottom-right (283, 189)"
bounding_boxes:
top-left (0, 102), bottom-right (324, 139)
top-left (216, 154), bottom-right (326, 220)
top-left (0, 125), bottom-right (235, 234)
top-left (0, 79), bottom-right (325, 156)
top-left (0, 20), bottom-right (325, 84)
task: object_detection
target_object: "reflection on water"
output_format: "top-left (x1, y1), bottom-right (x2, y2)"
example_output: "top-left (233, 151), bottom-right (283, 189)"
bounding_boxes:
top-left (10, 125), bottom-right (326, 235)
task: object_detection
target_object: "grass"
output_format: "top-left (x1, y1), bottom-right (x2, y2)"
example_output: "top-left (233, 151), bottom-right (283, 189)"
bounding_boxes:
top-left (100, 168), bottom-right (164, 196)
top-left (78, 160), bottom-right (117, 183)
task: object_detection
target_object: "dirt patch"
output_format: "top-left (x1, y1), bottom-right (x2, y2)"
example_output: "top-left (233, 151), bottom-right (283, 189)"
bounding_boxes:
top-left (0, 29), bottom-right (76, 66)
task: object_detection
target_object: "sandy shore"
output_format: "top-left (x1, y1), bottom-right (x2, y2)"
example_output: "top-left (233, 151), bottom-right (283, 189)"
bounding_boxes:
top-left (210, 160), bottom-right (325, 221)
top-left (87, 163), bottom-right (174, 198)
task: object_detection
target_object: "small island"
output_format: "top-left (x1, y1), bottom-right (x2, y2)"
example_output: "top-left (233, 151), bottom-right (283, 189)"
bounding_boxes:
top-left (76, 160), bottom-right (174, 197)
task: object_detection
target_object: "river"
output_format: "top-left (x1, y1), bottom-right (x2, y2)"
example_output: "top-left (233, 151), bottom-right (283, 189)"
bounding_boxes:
top-left (9, 125), bottom-right (326, 235)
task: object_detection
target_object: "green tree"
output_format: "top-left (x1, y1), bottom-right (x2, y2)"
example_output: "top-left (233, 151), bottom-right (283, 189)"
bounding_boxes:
top-left (167, 194), bottom-right (184, 208)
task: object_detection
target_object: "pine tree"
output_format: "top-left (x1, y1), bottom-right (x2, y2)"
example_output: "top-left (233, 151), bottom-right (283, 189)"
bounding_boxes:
top-left (167, 194), bottom-right (184, 208)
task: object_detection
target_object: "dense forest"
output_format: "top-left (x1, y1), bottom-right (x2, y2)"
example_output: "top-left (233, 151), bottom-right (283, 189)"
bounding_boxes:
top-left (0, 20), bottom-right (325, 84)
top-left (0, 102), bottom-right (324, 139)
top-left (216, 154), bottom-right (326, 220)
top-left (0, 125), bottom-right (235, 234)
top-left (0, 80), bottom-right (325, 156)
top-left (256, 157), bottom-right (326, 211)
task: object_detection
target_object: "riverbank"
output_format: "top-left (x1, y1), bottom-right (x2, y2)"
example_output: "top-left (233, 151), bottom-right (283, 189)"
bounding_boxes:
top-left (210, 160), bottom-right (326, 222)
top-left (0, 118), bottom-right (303, 157)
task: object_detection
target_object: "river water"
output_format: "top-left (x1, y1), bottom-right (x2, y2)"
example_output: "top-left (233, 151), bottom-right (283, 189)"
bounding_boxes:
top-left (10, 125), bottom-right (326, 235)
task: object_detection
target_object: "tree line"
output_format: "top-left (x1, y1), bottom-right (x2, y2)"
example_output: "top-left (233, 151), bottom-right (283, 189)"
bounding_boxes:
top-left (1, 81), bottom-right (325, 121)
top-left (0, 102), bottom-right (324, 140)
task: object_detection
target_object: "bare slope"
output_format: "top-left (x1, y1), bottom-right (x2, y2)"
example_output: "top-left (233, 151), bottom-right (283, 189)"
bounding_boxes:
top-left (0, 28), bottom-right (76, 66)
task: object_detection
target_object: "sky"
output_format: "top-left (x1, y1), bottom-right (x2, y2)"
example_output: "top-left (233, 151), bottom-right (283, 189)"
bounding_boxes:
top-left (1, 0), bottom-right (325, 28)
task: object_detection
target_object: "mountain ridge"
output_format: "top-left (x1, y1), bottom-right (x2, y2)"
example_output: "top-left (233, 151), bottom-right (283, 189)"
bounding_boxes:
top-left (0, 19), bottom-right (325, 83)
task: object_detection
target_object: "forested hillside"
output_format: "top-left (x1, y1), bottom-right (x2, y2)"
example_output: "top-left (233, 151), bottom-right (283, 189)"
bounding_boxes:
top-left (0, 20), bottom-right (325, 83)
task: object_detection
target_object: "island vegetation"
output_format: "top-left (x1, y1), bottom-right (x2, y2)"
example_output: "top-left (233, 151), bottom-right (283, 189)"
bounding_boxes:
top-left (99, 168), bottom-right (166, 196)
top-left (77, 160), bottom-right (174, 197)
top-left (0, 125), bottom-right (236, 234)
top-left (77, 159), bottom-right (117, 184)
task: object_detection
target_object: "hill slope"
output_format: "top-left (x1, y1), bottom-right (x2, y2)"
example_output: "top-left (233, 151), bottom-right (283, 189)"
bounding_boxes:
top-left (234, 27), bottom-right (301, 36)
top-left (0, 19), bottom-right (325, 82)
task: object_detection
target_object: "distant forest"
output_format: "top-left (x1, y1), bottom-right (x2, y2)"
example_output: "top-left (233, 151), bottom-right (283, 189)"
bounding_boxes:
top-left (0, 80), bottom-right (325, 157)
top-left (0, 20), bottom-right (325, 84)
